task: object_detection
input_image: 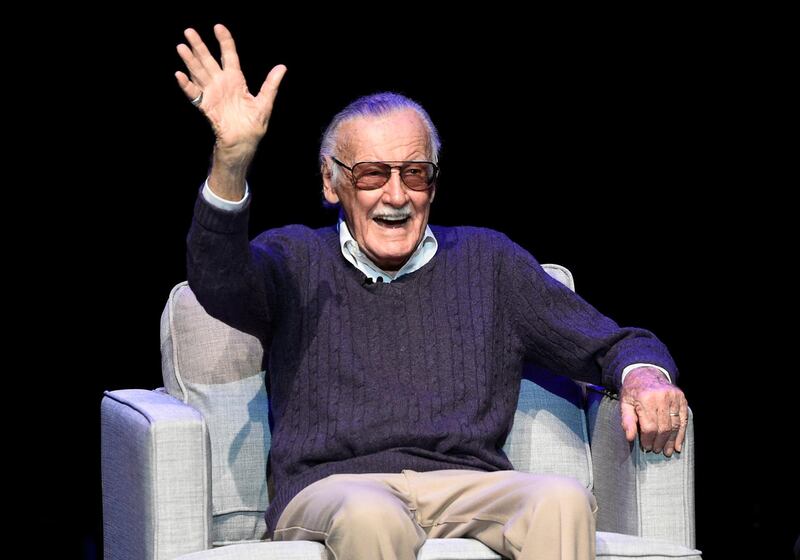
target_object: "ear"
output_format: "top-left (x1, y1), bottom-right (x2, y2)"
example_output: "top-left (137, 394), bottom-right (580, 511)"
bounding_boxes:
top-left (321, 159), bottom-right (340, 205)
top-left (429, 183), bottom-right (436, 204)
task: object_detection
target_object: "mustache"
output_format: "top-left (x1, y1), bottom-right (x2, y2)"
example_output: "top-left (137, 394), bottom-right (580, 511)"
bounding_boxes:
top-left (370, 204), bottom-right (413, 220)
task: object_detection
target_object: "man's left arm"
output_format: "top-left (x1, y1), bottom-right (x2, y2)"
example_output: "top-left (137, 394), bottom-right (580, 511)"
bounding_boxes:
top-left (620, 366), bottom-right (688, 457)
top-left (499, 235), bottom-right (688, 457)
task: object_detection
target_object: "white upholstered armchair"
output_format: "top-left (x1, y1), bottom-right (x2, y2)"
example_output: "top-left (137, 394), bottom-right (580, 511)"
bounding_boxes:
top-left (101, 265), bottom-right (701, 559)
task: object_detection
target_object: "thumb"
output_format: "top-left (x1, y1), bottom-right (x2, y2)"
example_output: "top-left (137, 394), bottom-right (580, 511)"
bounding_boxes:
top-left (620, 402), bottom-right (639, 442)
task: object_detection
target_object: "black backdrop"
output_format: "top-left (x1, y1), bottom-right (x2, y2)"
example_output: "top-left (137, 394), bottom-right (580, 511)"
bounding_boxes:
top-left (66, 11), bottom-right (796, 559)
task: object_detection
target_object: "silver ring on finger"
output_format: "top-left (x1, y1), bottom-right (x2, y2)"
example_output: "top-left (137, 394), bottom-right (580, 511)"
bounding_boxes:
top-left (191, 92), bottom-right (203, 107)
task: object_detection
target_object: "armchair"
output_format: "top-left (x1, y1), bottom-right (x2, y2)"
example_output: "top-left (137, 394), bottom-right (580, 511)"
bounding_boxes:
top-left (101, 264), bottom-right (701, 559)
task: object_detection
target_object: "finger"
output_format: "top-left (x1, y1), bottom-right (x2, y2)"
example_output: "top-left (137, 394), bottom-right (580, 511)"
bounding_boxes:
top-left (213, 23), bottom-right (240, 71)
top-left (183, 27), bottom-right (221, 77)
top-left (664, 405), bottom-right (681, 457)
top-left (663, 420), bottom-right (680, 457)
top-left (652, 427), bottom-right (671, 454)
top-left (674, 398), bottom-right (689, 452)
top-left (256, 64), bottom-right (288, 117)
top-left (653, 403), bottom-right (675, 454)
top-left (257, 64), bottom-right (287, 106)
top-left (175, 71), bottom-right (202, 102)
top-left (620, 402), bottom-right (639, 443)
top-left (176, 43), bottom-right (211, 87)
top-left (636, 407), bottom-right (657, 452)
top-left (663, 398), bottom-right (682, 456)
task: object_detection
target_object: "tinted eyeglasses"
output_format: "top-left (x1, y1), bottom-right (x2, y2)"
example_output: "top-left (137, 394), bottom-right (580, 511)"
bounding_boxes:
top-left (330, 156), bottom-right (438, 191)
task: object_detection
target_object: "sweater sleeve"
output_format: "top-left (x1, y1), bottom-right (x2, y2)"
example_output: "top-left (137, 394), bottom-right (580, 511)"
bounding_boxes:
top-left (500, 236), bottom-right (678, 390)
top-left (186, 191), bottom-right (280, 342)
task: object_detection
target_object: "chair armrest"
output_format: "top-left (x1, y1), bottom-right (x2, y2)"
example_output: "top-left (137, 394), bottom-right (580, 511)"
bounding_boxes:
top-left (586, 388), bottom-right (696, 549)
top-left (101, 389), bottom-right (212, 560)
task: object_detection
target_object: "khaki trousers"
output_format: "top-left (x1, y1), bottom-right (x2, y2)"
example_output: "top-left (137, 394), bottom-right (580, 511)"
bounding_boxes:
top-left (273, 469), bottom-right (597, 560)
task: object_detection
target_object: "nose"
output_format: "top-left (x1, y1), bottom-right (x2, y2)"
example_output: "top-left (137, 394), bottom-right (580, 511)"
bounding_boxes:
top-left (381, 168), bottom-right (409, 207)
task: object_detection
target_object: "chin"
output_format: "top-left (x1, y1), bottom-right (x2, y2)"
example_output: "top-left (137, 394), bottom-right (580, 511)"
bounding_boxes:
top-left (371, 248), bottom-right (413, 270)
top-left (375, 254), bottom-right (408, 269)
top-left (365, 231), bottom-right (422, 269)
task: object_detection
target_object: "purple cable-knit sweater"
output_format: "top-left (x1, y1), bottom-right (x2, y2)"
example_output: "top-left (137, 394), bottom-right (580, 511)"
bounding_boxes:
top-left (187, 194), bottom-right (678, 534)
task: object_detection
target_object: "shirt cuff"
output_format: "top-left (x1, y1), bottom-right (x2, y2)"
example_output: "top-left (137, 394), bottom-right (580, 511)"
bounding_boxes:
top-left (621, 363), bottom-right (672, 384)
top-left (202, 178), bottom-right (250, 211)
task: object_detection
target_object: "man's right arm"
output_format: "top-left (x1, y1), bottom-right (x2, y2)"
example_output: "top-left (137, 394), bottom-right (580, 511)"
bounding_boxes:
top-left (175, 24), bottom-right (286, 340)
top-left (187, 186), bottom-right (275, 342)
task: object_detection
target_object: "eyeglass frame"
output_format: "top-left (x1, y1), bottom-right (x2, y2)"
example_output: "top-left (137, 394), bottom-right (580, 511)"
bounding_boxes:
top-left (329, 156), bottom-right (439, 191)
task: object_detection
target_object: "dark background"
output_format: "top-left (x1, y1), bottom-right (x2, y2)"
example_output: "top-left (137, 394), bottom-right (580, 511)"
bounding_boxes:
top-left (62, 10), bottom-right (795, 559)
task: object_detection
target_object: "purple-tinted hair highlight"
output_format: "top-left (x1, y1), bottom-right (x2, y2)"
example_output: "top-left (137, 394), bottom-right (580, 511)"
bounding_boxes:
top-left (319, 92), bottom-right (441, 169)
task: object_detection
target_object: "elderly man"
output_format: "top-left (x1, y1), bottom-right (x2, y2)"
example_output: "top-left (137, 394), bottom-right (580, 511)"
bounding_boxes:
top-left (176, 24), bottom-right (688, 560)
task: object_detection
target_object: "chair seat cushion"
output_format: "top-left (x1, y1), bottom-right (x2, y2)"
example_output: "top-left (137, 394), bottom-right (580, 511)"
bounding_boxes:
top-left (596, 531), bottom-right (702, 559)
top-left (174, 534), bottom-right (701, 560)
top-left (176, 540), bottom-right (328, 560)
top-left (175, 538), bottom-right (502, 560)
top-left (417, 538), bottom-right (503, 559)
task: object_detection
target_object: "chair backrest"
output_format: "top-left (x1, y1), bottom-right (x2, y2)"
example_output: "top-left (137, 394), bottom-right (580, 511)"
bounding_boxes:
top-left (160, 264), bottom-right (590, 545)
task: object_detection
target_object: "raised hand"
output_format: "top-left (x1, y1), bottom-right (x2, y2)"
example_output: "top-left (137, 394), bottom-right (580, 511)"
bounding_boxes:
top-left (175, 24), bottom-right (286, 199)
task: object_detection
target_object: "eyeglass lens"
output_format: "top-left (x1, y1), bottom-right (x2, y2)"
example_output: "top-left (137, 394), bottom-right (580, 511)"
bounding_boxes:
top-left (352, 162), bottom-right (435, 190)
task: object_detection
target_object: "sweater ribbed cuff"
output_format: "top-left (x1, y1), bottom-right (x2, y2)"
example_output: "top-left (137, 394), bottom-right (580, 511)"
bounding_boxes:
top-left (193, 189), bottom-right (251, 235)
top-left (606, 337), bottom-right (679, 389)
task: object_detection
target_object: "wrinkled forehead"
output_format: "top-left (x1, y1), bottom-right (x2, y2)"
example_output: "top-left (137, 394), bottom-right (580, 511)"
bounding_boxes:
top-left (337, 109), bottom-right (431, 162)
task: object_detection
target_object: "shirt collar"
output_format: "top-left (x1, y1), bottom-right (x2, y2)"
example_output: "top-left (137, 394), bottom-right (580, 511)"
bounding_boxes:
top-left (337, 218), bottom-right (438, 283)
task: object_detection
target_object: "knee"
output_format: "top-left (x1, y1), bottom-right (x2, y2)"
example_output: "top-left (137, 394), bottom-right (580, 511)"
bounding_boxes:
top-left (331, 493), bottom-right (416, 532)
top-left (521, 474), bottom-right (596, 515)
top-left (326, 489), bottom-right (425, 557)
top-left (510, 473), bottom-right (597, 513)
